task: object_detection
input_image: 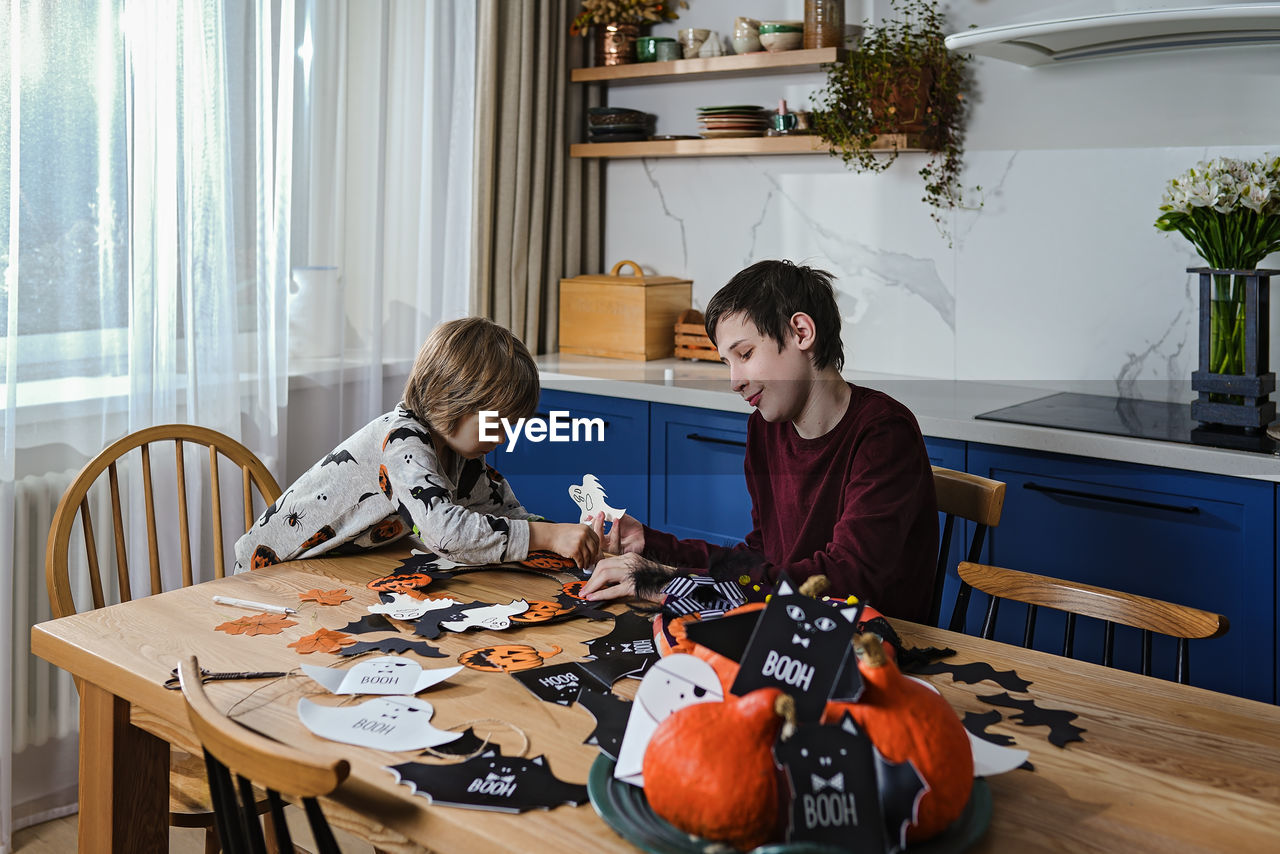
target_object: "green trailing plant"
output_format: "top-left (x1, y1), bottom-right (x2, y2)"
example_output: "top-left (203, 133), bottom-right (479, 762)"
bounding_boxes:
top-left (813, 0), bottom-right (975, 240)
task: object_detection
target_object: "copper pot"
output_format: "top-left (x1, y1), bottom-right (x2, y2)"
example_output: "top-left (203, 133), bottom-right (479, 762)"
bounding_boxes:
top-left (596, 22), bottom-right (640, 66)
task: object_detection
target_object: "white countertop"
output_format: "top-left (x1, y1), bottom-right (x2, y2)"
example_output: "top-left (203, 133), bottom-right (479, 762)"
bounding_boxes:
top-left (535, 354), bottom-right (1280, 482)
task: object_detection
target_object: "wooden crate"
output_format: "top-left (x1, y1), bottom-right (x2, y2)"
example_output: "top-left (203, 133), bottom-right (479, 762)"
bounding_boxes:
top-left (674, 311), bottom-right (720, 362)
top-left (559, 261), bottom-right (691, 360)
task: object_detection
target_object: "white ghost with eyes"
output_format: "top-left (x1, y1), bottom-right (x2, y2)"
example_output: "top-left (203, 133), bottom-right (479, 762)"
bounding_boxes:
top-left (439, 599), bottom-right (529, 632)
top-left (613, 653), bottom-right (723, 787)
top-left (302, 656), bottom-right (462, 695)
top-left (369, 592), bottom-right (462, 621)
top-left (568, 474), bottom-right (626, 524)
top-left (297, 695), bottom-right (461, 750)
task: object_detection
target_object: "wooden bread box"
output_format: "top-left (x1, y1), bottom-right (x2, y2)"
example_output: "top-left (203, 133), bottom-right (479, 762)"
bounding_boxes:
top-left (559, 260), bottom-right (692, 360)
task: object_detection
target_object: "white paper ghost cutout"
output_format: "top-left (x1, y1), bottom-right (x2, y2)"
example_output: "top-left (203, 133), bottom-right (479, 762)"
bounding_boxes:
top-left (439, 600), bottom-right (530, 632)
top-left (369, 592), bottom-right (463, 621)
top-left (614, 654), bottom-right (724, 787)
top-left (568, 474), bottom-right (626, 524)
top-left (302, 657), bottom-right (462, 695)
top-left (297, 695), bottom-right (461, 750)
top-left (409, 549), bottom-right (465, 571)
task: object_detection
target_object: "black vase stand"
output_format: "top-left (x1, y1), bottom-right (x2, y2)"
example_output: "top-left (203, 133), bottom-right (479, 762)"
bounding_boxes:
top-left (1190, 268), bottom-right (1278, 431)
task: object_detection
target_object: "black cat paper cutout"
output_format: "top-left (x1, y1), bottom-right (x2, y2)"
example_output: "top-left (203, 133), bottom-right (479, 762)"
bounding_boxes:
top-left (579, 611), bottom-right (659, 684)
top-left (730, 575), bottom-right (862, 720)
top-left (961, 709), bottom-right (1016, 746)
top-left (575, 686), bottom-right (632, 760)
top-left (914, 660), bottom-right (1032, 693)
top-left (978, 692), bottom-right (1086, 747)
top-left (389, 748), bottom-right (587, 812)
top-left (511, 662), bottom-right (607, 706)
top-left (422, 727), bottom-right (488, 757)
top-left (339, 637), bottom-right (448, 658)
top-left (340, 614), bottom-right (397, 635)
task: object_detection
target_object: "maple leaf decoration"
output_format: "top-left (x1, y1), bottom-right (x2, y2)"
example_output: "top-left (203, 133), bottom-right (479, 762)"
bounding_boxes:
top-left (215, 613), bottom-right (297, 637)
top-left (299, 588), bottom-right (353, 606)
top-left (288, 628), bottom-right (357, 655)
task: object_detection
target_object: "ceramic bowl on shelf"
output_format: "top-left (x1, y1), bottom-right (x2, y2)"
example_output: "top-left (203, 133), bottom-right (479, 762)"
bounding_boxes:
top-left (759, 29), bottom-right (803, 51)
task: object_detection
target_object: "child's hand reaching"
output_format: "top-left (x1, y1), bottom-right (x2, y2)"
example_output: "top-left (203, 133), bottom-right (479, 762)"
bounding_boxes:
top-left (528, 520), bottom-right (601, 568)
top-left (593, 512), bottom-right (645, 555)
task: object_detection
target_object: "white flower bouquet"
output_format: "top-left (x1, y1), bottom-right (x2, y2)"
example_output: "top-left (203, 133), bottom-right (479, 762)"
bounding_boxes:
top-left (1156, 155), bottom-right (1280, 376)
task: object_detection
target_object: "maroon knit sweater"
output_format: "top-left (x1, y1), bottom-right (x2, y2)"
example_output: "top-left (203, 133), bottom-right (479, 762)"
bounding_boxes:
top-left (643, 383), bottom-right (938, 622)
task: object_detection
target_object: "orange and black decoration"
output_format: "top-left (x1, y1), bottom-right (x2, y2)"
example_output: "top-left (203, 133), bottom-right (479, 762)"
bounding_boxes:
top-left (458, 643), bottom-right (562, 673)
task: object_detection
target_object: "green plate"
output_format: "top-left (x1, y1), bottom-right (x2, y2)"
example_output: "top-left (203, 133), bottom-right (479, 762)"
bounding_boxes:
top-left (587, 754), bottom-right (992, 854)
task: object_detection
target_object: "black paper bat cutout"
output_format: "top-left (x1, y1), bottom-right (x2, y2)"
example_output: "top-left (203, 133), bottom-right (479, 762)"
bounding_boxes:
top-left (913, 660), bottom-right (1032, 693)
top-left (422, 726), bottom-right (488, 757)
top-left (383, 426), bottom-right (431, 450)
top-left (321, 449), bottom-right (357, 467)
top-left (978, 692), bottom-right (1086, 748)
top-left (389, 749), bottom-right (587, 813)
top-left (412, 602), bottom-right (488, 639)
top-left (340, 614), bottom-right (397, 635)
top-left (961, 710), bottom-right (1016, 746)
top-left (339, 637), bottom-right (448, 658)
top-left (578, 611), bottom-right (659, 685)
top-left (575, 686), bottom-right (631, 761)
top-left (552, 592), bottom-right (613, 622)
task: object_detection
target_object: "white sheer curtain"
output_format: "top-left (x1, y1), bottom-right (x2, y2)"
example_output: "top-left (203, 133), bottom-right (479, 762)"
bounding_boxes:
top-left (0, 1), bottom-right (294, 847)
top-left (287, 0), bottom-right (473, 470)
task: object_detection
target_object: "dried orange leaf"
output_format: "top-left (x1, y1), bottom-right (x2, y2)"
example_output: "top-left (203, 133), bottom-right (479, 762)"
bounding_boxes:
top-left (215, 613), bottom-right (298, 637)
top-left (288, 627), bottom-right (357, 655)
top-left (299, 588), bottom-right (353, 606)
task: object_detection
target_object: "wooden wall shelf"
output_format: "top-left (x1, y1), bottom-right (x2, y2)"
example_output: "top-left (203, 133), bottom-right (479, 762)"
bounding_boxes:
top-left (570, 47), bottom-right (846, 85)
top-left (570, 134), bottom-right (922, 160)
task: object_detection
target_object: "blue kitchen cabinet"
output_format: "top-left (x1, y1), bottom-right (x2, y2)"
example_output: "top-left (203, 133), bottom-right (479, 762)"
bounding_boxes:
top-left (925, 437), bottom-right (969, 628)
top-left (964, 443), bottom-right (1274, 703)
top-left (490, 389), bottom-right (649, 525)
top-left (649, 403), bottom-right (752, 546)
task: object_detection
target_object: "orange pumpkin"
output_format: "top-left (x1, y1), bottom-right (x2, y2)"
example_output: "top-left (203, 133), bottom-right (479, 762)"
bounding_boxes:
top-left (458, 643), bottom-right (562, 673)
top-left (510, 600), bottom-right (573, 624)
top-left (561, 581), bottom-right (588, 600)
top-left (521, 551), bottom-right (576, 571)
top-left (643, 688), bottom-right (788, 850)
top-left (378, 464), bottom-right (393, 499)
top-left (366, 572), bottom-right (434, 600)
top-left (821, 633), bottom-right (973, 842)
top-left (369, 517), bottom-right (404, 544)
top-left (250, 544), bottom-right (280, 569)
top-left (298, 526), bottom-right (335, 551)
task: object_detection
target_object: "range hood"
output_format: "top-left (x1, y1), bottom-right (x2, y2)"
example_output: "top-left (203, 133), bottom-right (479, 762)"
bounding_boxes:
top-left (944, 3), bottom-right (1280, 65)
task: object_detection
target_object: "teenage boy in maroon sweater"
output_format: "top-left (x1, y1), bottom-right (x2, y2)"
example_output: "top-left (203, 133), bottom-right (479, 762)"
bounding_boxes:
top-left (580, 259), bottom-right (938, 622)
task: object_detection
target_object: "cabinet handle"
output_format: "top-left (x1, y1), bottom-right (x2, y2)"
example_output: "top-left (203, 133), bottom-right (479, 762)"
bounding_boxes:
top-left (1023, 482), bottom-right (1200, 515)
top-left (685, 433), bottom-right (747, 448)
top-left (534, 412), bottom-right (609, 428)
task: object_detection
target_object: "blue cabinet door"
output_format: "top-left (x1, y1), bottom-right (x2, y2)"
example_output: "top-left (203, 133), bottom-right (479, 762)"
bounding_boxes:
top-left (966, 443), bottom-right (1274, 703)
top-left (490, 390), bottom-right (649, 525)
top-left (925, 437), bottom-right (968, 628)
top-left (649, 403), bottom-right (752, 546)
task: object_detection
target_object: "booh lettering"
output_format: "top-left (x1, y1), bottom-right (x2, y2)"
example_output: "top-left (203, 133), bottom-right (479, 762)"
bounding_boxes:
top-left (479, 410), bottom-right (605, 452)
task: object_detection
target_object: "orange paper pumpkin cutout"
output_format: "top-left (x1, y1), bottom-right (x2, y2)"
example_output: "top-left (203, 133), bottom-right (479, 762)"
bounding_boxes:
top-left (457, 644), bottom-right (562, 673)
top-left (510, 599), bottom-right (574, 624)
top-left (299, 588), bottom-right (353, 606)
top-left (215, 613), bottom-right (297, 636)
top-left (288, 628), bottom-right (357, 655)
top-left (561, 581), bottom-right (588, 601)
top-left (520, 551), bottom-right (577, 571)
top-left (366, 572), bottom-right (434, 599)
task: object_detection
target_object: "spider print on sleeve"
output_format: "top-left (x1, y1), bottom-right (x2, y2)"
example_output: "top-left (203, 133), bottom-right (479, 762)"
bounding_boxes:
top-left (258, 489), bottom-right (293, 527)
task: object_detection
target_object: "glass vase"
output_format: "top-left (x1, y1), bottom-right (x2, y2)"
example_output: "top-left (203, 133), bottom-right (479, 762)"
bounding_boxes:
top-left (1209, 272), bottom-right (1246, 388)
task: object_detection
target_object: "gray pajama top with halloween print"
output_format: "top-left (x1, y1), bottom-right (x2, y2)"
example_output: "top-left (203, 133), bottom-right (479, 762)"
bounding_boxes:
top-left (233, 404), bottom-right (535, 572)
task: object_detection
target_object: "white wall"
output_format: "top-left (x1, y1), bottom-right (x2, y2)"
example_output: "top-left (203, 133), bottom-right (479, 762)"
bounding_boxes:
top-left (605, 0), bottom-right (1280, 400)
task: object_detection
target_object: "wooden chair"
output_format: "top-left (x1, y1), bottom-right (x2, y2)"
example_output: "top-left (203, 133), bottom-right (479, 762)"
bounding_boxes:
top-left (178, 656), bottom-right (348, 854)
top-left (930, 466), bottom-right (1006, 629)
top-left (45, 424), bottom-right (283, 852)
top-left (954, 561), bottom-right (1229, 684)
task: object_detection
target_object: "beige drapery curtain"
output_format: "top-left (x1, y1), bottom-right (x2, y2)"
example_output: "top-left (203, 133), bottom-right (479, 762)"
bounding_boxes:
top-left (472, 0), bottom-right (603, 353)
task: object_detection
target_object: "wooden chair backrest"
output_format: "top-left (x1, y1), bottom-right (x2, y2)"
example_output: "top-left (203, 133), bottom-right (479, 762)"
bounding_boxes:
top-left (931, 467), bottom-right (1006, 627)
top-left (178, 657), bottom-right (348, 854)
top-left (956, 561), bottom-right (1228, 683)
top-left (45, 424), bottom-right (282, 619)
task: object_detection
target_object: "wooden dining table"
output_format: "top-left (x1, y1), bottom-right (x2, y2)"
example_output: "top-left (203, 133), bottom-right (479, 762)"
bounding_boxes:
top-left (31, 548), bottom-right (1280, 853)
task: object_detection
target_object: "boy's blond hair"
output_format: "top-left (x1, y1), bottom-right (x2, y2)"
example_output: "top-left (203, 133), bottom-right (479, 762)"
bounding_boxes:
top-left (402, 317), bottom-right (539, 437)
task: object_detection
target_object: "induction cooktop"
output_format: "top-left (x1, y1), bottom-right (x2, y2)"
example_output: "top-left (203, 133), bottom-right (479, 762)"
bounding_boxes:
top-left (975, 392), bottom-right (1280, 456)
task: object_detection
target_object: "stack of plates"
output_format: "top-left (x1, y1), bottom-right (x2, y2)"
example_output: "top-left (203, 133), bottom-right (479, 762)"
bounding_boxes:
top-left (696, 105), bottom-right (769, 138)
top-left (587, 107), bottom-right (652, 143)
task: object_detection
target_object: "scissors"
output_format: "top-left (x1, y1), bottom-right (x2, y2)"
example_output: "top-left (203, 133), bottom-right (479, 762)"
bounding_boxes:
top-left (164, 667), bottom-right (290, 690)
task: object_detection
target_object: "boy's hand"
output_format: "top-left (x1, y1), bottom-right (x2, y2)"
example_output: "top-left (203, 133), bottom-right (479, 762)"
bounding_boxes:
top-left (580, 553), bottom-right (672, 603)
top-left (528, 521), bottom-right (600, 568)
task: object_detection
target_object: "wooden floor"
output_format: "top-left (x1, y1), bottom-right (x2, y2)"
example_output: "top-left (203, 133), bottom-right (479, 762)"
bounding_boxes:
top-left (13, 808), bottom-right (376, 852)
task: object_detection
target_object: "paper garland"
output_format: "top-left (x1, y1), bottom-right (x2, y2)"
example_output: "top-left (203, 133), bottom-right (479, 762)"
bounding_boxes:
top-left (389, 748), bottom-right (588, 813)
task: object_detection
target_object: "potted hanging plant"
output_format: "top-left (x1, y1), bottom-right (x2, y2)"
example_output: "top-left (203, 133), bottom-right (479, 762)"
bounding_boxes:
top-left (812, 0), bottom-right (974, 239)
top-left (1155, 155), bottom-right (1280, 409)
top-left (570, 0), bottom-right (687, 66)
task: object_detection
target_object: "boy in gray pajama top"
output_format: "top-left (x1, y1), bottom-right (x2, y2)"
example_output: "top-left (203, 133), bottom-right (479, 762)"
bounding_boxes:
top-left (234, 317), bottom-right (601, 573)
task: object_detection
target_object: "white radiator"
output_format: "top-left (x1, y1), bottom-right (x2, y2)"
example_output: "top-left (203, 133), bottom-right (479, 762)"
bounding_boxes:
top-left (11, 469), bottom-right (95, 752)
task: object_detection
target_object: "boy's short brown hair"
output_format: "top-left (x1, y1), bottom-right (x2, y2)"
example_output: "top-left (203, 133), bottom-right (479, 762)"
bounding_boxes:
top-left (402, 317), bottom-right (539, 436)
top-left (704, 259), bottom-right (845, 372)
